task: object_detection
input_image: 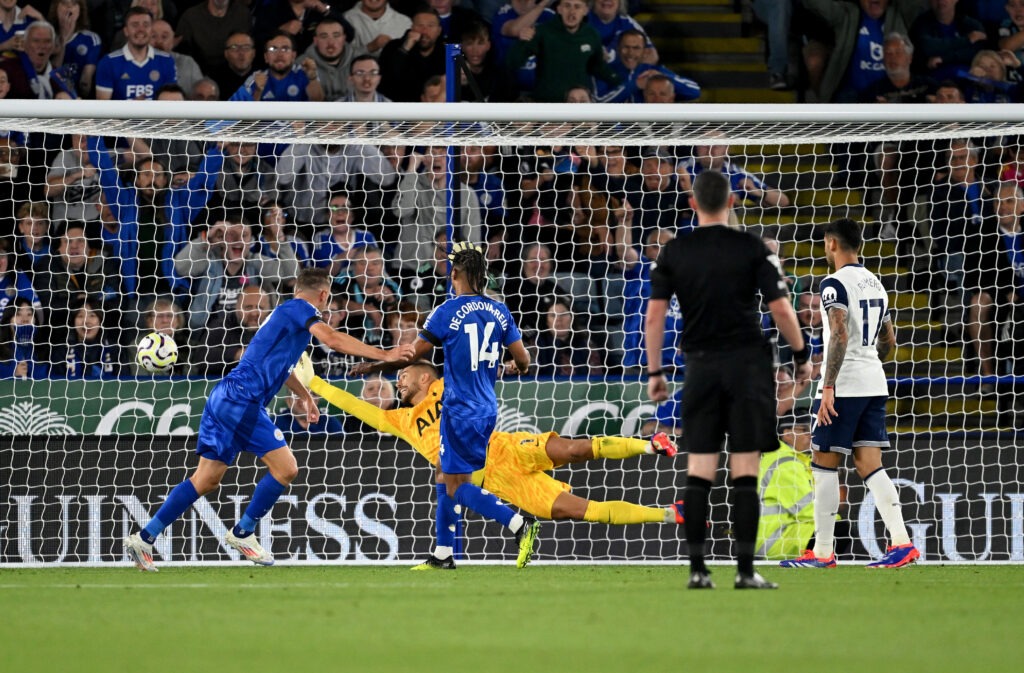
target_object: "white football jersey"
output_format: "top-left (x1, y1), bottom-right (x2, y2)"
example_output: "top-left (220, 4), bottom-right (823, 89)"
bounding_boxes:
top-left (817, 264), bottom-right (890, 397)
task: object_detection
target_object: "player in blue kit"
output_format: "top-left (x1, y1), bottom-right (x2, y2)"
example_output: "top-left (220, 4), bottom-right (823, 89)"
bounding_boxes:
top-left (94, 7), bottom-right (176, 100)
top-left (124, 268), bottom-right (413, 571)
top-left (362, 242), bottom-right (538, 568)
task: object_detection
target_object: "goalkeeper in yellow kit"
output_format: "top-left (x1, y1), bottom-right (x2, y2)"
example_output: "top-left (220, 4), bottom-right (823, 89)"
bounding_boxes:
top-left (294, 356), bottom-right (685, 568)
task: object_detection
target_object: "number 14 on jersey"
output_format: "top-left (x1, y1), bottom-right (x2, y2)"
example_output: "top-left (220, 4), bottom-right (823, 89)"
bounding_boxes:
top-left (464, 322), bottom-right (500, 371)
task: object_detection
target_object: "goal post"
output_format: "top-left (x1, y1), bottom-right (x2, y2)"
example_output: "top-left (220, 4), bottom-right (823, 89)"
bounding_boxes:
top-left (0, 101), bottom-right (1022, 566)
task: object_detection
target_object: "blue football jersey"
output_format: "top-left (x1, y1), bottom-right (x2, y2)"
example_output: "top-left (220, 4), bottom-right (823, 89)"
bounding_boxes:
top-left (95, 47), bottom-right (177, 100)
top-left (223, 298), bottom-right (322, 406)
top-left (421, 295), bottom-right (522, 417)
top-left (62, 31), bottom-right (101, 90)
top-left (242, 66), bottom-right (313, 101)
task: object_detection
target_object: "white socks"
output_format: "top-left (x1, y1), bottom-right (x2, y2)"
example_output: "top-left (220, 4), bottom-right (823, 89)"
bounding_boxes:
top-left (865, 469), bottom-right (911, 546)
top-left (811, 464), bottom-right (840, 559)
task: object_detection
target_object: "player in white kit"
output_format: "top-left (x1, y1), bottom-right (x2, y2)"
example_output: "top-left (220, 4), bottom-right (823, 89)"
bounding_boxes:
top-left (780, 218), bottom-right (921, 569)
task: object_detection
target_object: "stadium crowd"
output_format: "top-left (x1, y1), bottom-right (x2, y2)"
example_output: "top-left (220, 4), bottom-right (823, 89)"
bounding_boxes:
top-left (0, 0), bottom-right (1022, 420)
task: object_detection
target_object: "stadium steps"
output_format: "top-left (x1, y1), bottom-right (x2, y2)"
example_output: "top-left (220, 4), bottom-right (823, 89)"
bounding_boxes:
top-left (895, 344), bottom-right (963, 363)
top-left (644, 0), bottom-right (736, 8)
top-left (670, 62), bottom-right (772, 89)
top-left (638, 12), bottom-right (744, 39)
top-left (915, 395), bottom-right (998, 416)
top-left (791, 189), bottom-right (865, 208)
top-left (701, 88), bottom-right (797, 103)
top-left (789, 262), bottom-right (898, 279)
top-left (891, 293), bottom-right (929, 310)
top-left (787, 240), bottom-right (897, 259)
top-left (746, 158), bottom-right (840, 176)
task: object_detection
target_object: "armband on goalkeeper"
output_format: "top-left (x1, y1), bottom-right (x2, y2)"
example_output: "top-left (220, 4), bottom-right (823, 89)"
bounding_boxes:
top-left (792, 343), bottom-right (811, 366)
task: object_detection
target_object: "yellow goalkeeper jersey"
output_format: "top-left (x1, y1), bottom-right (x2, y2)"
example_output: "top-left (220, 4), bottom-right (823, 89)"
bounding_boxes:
top-left (310, 376), bottom-right (444, 466)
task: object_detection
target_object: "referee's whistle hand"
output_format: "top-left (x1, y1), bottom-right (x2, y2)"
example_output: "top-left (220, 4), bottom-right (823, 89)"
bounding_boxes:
top-left (647, 376), bottom-right (669, 402)
top-left (793, 361), bottom-right (812, 385)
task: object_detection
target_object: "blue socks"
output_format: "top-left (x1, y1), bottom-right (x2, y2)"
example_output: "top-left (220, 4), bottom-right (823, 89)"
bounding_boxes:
top-left (435, 483), bottom-right (456, 549)
top-left (434, 483), bottom-right (457, 559)
top-left (233, 473), bottom-right (288, 538)
top-left (139, 473), bottom-right (289, 544)
top-left (453, 483), bottom-right (516, 529)
top-left (141, 479), bottom-right (200, 544)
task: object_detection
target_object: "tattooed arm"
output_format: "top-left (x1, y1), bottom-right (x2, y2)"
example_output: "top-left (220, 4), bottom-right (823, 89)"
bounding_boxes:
top-left (876, 318), bottom-right (896, 360)
top-left (823, 306), bottom-right (848, 387)
top-left (817, 306), bottom-right (848, 426)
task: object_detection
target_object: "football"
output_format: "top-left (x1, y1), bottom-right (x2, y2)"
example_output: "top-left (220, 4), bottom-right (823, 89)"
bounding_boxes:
top-left (136, 332), bottom-right (178, 373)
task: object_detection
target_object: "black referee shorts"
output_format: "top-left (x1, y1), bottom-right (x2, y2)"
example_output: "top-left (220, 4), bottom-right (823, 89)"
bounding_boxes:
top-left (681, 344), bottom-right (777, 454)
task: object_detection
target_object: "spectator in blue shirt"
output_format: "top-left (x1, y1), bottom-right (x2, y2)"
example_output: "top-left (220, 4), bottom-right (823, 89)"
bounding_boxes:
top-left (462, 144), bottom-right (506, 227)
top-left (620, 227), bottom-right (684, 371)
top-left (491, 0), bottom-right (556, 95)
top-left (589, 0), bottom-right (658, 64)
top-left (49, 0), bottom-right (100, 98)
top-left (311, 191), bottom-right (378, 278)
top-left (231, 32), bottom-right (325, 102)
top-left (95, 7), bottom-right (177, 100)
top-left (0, 296), bottom-right (48, 379)
top-left (595, 29), bottom-right (700, 103)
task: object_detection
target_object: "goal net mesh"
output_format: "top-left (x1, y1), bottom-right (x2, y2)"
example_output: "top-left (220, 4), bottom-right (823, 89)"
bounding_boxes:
top-left (1, 106), bottom-right (1022, 565)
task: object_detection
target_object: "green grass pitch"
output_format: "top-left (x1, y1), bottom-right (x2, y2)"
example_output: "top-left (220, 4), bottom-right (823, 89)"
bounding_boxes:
top-left (2, 565), bottom-right (1021, 673)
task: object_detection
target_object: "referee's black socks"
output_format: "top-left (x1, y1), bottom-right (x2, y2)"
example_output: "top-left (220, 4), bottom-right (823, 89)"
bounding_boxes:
top-left (684, 476), bottom-right (713, 573)
top-left (732, 476), bottom-right (759, 577)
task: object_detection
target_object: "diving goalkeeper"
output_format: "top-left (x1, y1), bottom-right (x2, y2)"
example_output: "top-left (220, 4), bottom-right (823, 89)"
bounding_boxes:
top-left (293, 355), bottom-right (685, 569)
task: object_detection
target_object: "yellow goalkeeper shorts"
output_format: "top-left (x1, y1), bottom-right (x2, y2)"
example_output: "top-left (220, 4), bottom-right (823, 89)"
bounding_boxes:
top-left (481, 431), bottom-right (571, 519)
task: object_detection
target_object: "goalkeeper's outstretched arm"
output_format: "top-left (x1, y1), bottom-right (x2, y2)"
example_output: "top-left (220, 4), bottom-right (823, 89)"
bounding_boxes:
top-left (293, 352), bottom-right (409, 442)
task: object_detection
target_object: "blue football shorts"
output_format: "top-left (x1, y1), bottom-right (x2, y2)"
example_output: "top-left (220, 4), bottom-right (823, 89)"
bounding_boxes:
top-left (195, 382), bottom-right (287, 465)
top-left (438, 409), bottom-right (497, 474)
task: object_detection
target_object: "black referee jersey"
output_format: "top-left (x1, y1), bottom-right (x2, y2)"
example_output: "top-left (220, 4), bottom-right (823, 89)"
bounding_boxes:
top-left (650, 224), bottom-right (789, 353)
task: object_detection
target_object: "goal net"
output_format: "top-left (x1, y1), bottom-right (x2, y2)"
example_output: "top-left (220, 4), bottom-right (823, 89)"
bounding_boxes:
top-left (1, 101), bottom-right (1022, 566)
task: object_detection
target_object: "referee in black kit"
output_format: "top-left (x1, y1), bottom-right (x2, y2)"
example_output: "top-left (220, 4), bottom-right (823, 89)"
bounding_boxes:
top-left (645, 170), bottom-right (811, 590)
